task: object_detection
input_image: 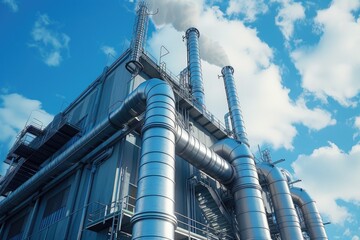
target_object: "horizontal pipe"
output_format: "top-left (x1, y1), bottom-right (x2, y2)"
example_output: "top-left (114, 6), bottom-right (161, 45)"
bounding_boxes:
top-left (257, 163), bottom-right (304, 240)
top-left (175, 125), bottom-right (234, 184)
top-left (291, 187), bottom-right (328, 240)
top-left (212, 138), bottom-right (271, 239)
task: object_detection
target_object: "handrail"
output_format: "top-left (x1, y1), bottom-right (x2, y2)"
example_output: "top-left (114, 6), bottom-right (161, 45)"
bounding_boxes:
top-left (86, 195), bottom-right (234, 239)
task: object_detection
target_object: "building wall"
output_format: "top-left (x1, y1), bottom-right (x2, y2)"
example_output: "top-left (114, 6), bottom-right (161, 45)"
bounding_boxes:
top-left (0, 52), bottom-right (227, 239)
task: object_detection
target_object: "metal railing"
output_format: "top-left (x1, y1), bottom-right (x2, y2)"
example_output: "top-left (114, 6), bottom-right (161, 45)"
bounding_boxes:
top-left (86, 195), bottom-right (235, 239)
top-left (142, 51), bottom-right (229, 137)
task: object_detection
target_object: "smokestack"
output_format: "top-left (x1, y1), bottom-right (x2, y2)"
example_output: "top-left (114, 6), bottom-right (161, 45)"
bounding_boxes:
top-left (221, 66), bottom-right (249, 145)
top-left (185, 27), bottom-right (205, 107)
top-left (125, 1), bottom-right (149, 75)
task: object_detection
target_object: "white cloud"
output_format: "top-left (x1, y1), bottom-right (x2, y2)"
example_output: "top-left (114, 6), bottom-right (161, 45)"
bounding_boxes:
top-left (226, 0), bottom-right (268, 22)
top-left (146, 0), bottom-right (335, 150)
top-left (353, 235), bottom-right (360, 240)
top-left (291, 0), bottom-right (360, 107)
top-left (292, 142), bottom-right (360, 224)
top-left (273, 0), bottom-right (305, 42)
top-left (0, 94), bottom-right (53, 146)
top-left (101, 45), bottom-right (117, 57)
top-left (30, 14), bottom-right (70, 67)
top-left (355, 116), bottom-right (360, 130)
top-left (0, 94), bottom-right (53, 175)
top-left (2, 0), bottom-right (18, 12)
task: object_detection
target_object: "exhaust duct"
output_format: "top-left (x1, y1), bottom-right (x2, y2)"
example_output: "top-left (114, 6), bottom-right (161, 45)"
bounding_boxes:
top-left (257, 163), bottom-right (304, 239)
top-left (221, 66), bottom-right (249, 145)
top-left (175, 125), bottom-right (234, 184)
top-left (185, 27), bottom-right (205, 107)
top-left (213, 139), bottom-right (271, 239)
top-left (291, 187), bottom-right (328, 239)
top-left (125, 1), bottom-right (149, 75)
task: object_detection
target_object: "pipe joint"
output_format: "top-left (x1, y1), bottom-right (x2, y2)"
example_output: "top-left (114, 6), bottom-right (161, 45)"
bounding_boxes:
top-left (131, 211), bottom-right (177, 226)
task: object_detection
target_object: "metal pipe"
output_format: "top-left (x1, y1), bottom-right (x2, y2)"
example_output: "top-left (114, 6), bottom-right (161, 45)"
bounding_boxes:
top-left (257, 163), bottom-right (304, 239)
top-left (212, 138), bottom-right (271, 239)
top-left (64, 168), bottom-right (83, 239)
top-left (125, 1), bottom-right (149, 75)
top-left (23, 198), bottom-right (40, 239)
top-left (185, 27), bottom-right (205, 107)
top-left (175, 125), bottom-right (234, 184)
top-left (221, 66), bottom-right (249, 146)
top-left (224, 112), bottom-right (231, 134)
top-left (77, 165), bottom-right (96, 240)
top-left (291, 187), bottom-right (328, 239)
top-left (127, 79), bottom-right (177, 239)
top-left (90, 66), bottom-right (108, 127)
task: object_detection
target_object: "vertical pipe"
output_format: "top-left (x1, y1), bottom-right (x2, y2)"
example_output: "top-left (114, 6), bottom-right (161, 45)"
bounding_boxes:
top-left (125, 1), bottom-right (148, 75)
top-left (90, 66), bottom-right (108, 127)
top-left (130, 80), bottom-right (177, 239)
top-left (77, 165), bottom-right (96, 240)
top-left (23, 198), bottom-right (40, 239)
top-left (291, 187), bottom-right (328, 239)
top-left (224, 112), bottom-right (231, 134)
top-left (212, 139), bottom-right (271, 239)
top-left (64, 168), bottom-right (83, 239)
top-left (185, 27), bottom-right (205, 107)
top-left (257, 163), bottom-right (304, 239)
top-left (221, 66), bottom-right (249, 146)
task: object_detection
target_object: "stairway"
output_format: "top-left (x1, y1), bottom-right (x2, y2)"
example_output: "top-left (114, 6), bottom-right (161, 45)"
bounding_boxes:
top-left (194, 180), bottom-right (237, 240)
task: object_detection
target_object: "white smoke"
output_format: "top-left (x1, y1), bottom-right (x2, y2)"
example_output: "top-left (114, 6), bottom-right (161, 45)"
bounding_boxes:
top-left (145, 0), bottom-right (230, 67)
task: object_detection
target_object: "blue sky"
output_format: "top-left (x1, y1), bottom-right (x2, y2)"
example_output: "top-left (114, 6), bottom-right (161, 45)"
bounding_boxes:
top-left (1, 0), bottom-right (360, 238)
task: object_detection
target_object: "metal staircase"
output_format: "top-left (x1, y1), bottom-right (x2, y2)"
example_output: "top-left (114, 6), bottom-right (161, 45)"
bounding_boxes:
top-left (193, 175), bottom-right (239, 240)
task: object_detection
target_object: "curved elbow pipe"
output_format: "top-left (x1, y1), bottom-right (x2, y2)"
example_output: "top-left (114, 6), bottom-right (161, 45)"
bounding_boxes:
top-left (175, 125), bottom-right (234, 184)
top-left (257, 163), bottom-right (304, 239)
top-left (291, 187), bottom-right (328, 240)
top-left (212, 138), bottom-right (271, 239)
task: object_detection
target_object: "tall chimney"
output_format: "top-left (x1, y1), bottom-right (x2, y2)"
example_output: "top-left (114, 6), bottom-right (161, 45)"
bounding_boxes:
top-left (185, 27), bottom-right (205, 107)
top-left (125, 1), bottom-right (149, 75)
top-left (221, 66), bottom-right (249, 145)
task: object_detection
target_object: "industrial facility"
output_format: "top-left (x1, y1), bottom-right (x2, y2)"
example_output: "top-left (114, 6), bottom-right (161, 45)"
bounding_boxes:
top-left (0, 2), bottom-right (328, 239)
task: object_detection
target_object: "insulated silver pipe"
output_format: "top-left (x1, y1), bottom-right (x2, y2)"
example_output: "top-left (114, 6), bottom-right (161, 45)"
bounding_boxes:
top-left (185, 27), bottom-right (205, 107)
top-left (0, 80), bottom-right (178, 240)
top-left (125, 1), bottom-right (148, 75)
top-left (175, 125), bottom-right (234, 184)
top-left (291, 187), bottom-right (328, 240)
top-left (212, 138), bottom-right (271, 239)
top-left (221, 66), bottom-right (249, 146)
top-left (125, 80), bottom-right (177, 239)
top-left (257, 163), bottom-right (304, 239)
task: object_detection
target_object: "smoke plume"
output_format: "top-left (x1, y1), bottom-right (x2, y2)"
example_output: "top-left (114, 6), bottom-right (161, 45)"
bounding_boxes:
top-left (145, 0), bottom-right (230, 67)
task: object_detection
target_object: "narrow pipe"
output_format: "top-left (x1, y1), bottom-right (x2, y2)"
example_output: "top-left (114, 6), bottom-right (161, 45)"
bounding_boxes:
top-left (257, 163), bottom-right (304, 239)
top-left (90, 66), bottom-right (108, 127)
top-left (221, 66), bottom-right (249, 146)
top-left (64, 168), bottom-right (83, 239)
top-left (224, 112), bottom-right (231, 134)
top-left (126, 1), bottom-right (148, 75)
top-left (185, 27), bottom-right (205, 107)
top-left (77, 165), bottom-right (96, 240)
top-left (175, 125), bottom-right (234, 184)
top-left (23, 198), bottom-right (40, 239)
top-left (291, 187), bottom-right (328, 239)
top-left (212, 138), bottom-right (271, 239)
